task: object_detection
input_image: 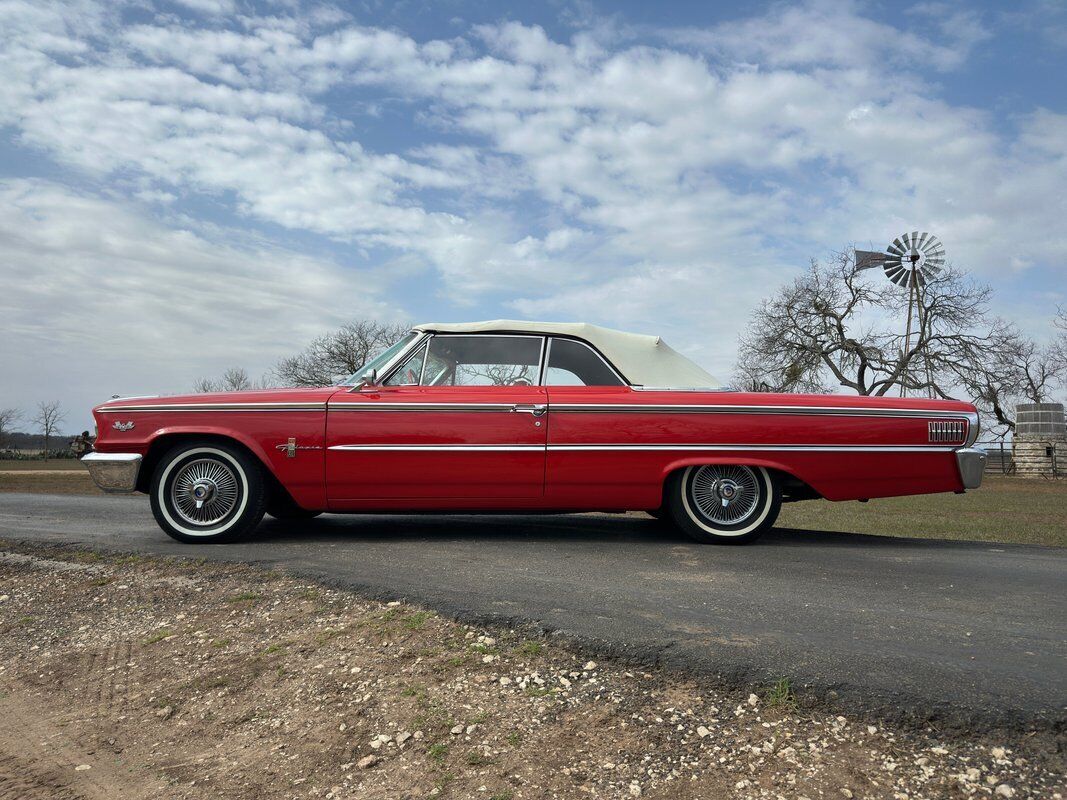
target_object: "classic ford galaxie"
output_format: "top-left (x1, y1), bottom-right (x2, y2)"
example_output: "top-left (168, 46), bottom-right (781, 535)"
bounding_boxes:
top-left (83, 321), bottom-right (986, 544)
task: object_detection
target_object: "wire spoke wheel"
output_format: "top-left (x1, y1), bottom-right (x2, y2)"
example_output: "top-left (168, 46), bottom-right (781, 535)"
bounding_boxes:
top-left (688, 465), bottom-right (762, 526)
top-left (169, 457), bottom-right (241, 527)
top-left (151, 442), bottom-right (266, 544)
top-left (668, 463), bottom-right (780, 544)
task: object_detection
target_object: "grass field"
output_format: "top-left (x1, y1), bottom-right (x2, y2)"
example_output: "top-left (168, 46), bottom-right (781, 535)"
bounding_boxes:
top-left (0, 459), bottom-right (97, 495)
top-left (0, 459), bottom-right (85, 471)
top-left (778, 475), bottom-right (1066, 547)
top-left (1, 463), bottom-right (1063, 547)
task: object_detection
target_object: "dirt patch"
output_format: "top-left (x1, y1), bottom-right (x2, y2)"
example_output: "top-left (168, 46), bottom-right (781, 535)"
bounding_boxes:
top-left (0, 543), bottom-right (1061, 800)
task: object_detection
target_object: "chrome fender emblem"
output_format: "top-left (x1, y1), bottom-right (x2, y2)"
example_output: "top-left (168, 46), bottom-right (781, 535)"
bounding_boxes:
top-left (112, 420), bottom-right (135, 431)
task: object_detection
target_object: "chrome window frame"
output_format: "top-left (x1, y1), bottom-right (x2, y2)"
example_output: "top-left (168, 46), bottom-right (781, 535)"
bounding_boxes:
top-left (540, 336), bottom-right (628, 387)
top-left (382, 340), bottom-right (431, 387)
top-left (349, 331), bottom-right (429, 391)
top-left (379, 332), bottom-right (548, 388)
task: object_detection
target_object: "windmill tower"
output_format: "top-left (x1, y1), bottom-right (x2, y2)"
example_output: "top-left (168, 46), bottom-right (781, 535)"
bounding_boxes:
top-left (855, 232), bottom-right (946, 397)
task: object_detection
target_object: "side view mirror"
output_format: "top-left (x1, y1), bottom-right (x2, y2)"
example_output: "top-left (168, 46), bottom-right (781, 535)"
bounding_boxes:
top-left (359, 368), bottom-right (378, 388)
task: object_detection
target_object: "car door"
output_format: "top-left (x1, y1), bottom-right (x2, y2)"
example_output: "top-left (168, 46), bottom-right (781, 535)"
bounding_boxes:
top-left (325, 334), bottom-right (548, 503)
top-left (539, 336), bottom-right (647, 507)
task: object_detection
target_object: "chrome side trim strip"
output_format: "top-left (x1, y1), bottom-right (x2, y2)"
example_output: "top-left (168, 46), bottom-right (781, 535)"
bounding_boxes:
top-left (328, 443), bottom-right (957, 453)
top-left (548, 444), bottom-right (956, 452)
top-left (551, 404), bottom-right (976, 419)
top-left (329, 444), bottom-right (544, 452)
top-left (98, 402), bottom-right (327, 412)
top-left (630, 386), bottom-right (729, 392)
top-left (329, 402), bottom-right (518, 412)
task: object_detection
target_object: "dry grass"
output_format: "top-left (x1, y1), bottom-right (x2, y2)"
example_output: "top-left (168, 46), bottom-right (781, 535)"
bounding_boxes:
top-left (0, 459), bottom-right (103, 495)
top-left (778, 475), bottom-right (1067, 548)
top-left (0, 459), bottom-right (86, 471)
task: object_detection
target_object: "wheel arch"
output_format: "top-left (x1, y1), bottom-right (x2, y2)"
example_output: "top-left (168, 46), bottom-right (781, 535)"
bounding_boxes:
top-left (135, 429), bottom-right (290, 504)
top-left (657, 456), bottom-right (821, 507)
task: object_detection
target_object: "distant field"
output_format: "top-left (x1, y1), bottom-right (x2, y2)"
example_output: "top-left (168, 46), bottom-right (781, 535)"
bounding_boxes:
top-left (778, 475), bottom-right (1066, 548)
top-left (0, 459), bottom-right (85, 471)
top-left (0, 463), bottom-right (1063, 547)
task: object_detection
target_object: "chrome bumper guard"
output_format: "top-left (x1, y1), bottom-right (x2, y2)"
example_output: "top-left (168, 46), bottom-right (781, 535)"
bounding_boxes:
top-left (82, 452), bottom-right (142, 493)
top-left (955, 447), bottom-right (986, 490)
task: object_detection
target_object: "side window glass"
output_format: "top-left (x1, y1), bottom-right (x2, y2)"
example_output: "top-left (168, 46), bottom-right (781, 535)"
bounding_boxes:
top-left (384, 344), bottom-right (426, 386)
top-left (544, 338), bottom-right (624, 386)
top-left (424, 336), bottom-right (542, 386)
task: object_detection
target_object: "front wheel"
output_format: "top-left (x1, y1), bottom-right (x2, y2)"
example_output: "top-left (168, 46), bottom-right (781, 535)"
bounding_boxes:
top-left (150, 441), bottom-right (266, 543)
top-left (667, 465), bottom-right (780, 544)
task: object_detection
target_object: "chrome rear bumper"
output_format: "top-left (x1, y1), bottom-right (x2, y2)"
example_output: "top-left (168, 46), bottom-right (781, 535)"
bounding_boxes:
top-left (82, 452), bottom-right (142, 493)
top-left (955, 447), bottom-right (987, 489)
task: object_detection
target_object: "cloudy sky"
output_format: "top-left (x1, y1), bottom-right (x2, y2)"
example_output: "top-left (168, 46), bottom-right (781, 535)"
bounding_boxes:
top-left (2, 0), bottom-right (1065, 430)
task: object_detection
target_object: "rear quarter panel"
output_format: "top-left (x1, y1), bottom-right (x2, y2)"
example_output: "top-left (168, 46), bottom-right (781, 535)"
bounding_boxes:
top-left (544, 387), bottom-right (971, 506)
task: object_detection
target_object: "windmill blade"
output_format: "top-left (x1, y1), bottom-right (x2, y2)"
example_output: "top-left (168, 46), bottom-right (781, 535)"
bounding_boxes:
top-left (885, 265), bottom-right (907, 285)
top-left (854, 250), bottom-right (887, 270)
top-left (863, 230), bottom-right (948, 292)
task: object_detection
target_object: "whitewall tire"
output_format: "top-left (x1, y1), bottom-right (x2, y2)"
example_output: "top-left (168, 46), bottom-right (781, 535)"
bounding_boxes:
top-left (150, 441), bottom-right (266, 543)
top-left (667, 465), bottom-right (780, 544)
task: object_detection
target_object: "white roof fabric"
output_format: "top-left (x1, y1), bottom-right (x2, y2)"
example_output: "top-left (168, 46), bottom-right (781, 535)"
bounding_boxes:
top-left (413, 320), bottom-right (720, 388)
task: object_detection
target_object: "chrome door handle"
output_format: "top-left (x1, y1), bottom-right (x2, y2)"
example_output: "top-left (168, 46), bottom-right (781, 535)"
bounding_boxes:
top-left (512, 404), bottom-right (547, 417)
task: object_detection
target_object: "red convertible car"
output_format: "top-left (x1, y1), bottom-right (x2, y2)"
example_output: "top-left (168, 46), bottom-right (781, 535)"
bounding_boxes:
top-left (83, 321), bottom-right (985, 544)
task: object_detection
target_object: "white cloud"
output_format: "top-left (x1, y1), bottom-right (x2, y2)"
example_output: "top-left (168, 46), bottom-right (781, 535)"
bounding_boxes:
top-left (171, 0), bottom-right (236, 16)
top-left (669, 0), bottom-right (990, 72)
top-left (0, 179), bottom-right (403, 426)
top-left (0, 0), bottom-right (1064, 422)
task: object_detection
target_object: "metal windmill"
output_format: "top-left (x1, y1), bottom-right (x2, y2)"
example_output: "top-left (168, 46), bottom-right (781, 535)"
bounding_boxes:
top-left (855, 232), bottom-right (946, 397)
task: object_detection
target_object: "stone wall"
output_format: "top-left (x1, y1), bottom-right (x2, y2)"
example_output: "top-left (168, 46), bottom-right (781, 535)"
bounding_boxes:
top-left (1012, 403), bottom-right (1066, 478)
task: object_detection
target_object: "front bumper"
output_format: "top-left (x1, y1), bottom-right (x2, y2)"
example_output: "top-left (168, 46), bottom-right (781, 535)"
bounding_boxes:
top-left (82, 452), bottom-right (142, 493)
top-left (955, 447), bottom-right (987, 489)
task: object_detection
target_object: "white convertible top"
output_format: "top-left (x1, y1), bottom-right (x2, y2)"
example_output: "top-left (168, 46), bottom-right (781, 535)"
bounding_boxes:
top-left (413, 320), bottom-right (720, 388)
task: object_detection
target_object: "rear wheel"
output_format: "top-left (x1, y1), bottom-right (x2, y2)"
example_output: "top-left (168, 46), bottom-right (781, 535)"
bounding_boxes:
top-left (150, 441), bottom-right (266, 543)
top-left (667, 464), bottom-right (780, 544)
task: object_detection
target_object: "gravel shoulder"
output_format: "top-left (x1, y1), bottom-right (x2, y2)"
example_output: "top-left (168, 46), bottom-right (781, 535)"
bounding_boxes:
top-left (0, 543), bottom-right (1063, 800)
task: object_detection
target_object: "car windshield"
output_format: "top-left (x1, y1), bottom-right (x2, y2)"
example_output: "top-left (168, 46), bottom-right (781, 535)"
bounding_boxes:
top-left (341, 331), bottom-right (419, 385)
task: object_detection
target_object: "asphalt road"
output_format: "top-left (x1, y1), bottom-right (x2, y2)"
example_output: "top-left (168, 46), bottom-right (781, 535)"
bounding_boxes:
top-left (1, 492), bottom-right (1064, 731)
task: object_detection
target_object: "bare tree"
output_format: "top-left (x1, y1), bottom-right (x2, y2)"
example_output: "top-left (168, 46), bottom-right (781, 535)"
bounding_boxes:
top-left (735, 248), bottom-right (1060, 434)
top-left (1051, 307), bottom-right (1067, 378)
top-left (193, 376), bottom-right (221, 393)
top-left (221, 367), bottom-right (251, 391)
top-left (274, 321), bottom-right (409, 387)
top-left (0, 407), bottom-right (22, 449)
top-left (193, 367), bottom-right (272, 393)
top-left (958, 308), bottom-right (1067, 435)
top-left (32, 401), bottom-right (66, 456)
